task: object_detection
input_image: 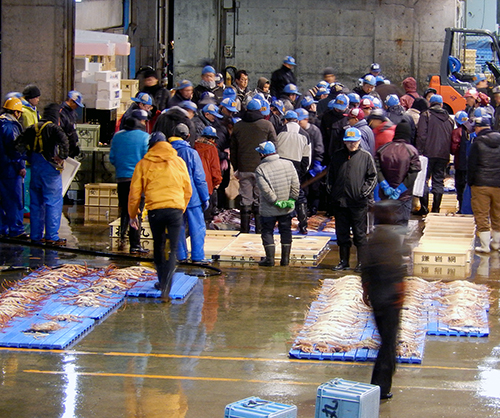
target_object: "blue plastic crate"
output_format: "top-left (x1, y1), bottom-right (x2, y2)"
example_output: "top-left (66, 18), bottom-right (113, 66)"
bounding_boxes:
top-left (315, 379), bottom-right (380, 418)
top-left (225, 397), bottom-right (297, 418)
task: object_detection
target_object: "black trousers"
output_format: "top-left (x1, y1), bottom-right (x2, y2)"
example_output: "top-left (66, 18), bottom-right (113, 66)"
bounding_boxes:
top-left (455, 169), bottom-right (467, 212)
top-left (371, 305), bottom-right (401, 396)
top-left (424, 157), bottom-right (448, 195)
top-left (148, 208), bottom-right (183, 290)
top-left (260, 213), bottom-right (292, 247)
top-left (332, 204), bottom-right (368, 249)
top-left (117, 181), bottom-right (140, 248)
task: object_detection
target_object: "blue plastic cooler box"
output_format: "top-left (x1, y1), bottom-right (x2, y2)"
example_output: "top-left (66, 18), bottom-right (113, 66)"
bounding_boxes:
top-left (225, 397), bottom-right (297, 418)
top-left (315, 379), bottom-right (380, 418)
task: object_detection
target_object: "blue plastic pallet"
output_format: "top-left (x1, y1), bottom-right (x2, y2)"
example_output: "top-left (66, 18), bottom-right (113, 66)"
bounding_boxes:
top-left (126, 272), bottom-right (199, 300)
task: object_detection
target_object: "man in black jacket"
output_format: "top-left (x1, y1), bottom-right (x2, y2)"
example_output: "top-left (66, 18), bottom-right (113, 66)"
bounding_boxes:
top-left (270, 56), bottom-right (297, 99)
top-left (327, 127), bottom-right (377, 272)
top-left (59, 91), bottom-right (82, 158)
top-left (467, 112), bottom-right (500, 252)
top-left (16, 104), bottom-right (69, 245)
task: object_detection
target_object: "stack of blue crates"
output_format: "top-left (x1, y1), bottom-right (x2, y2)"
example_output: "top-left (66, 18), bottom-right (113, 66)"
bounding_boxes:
top-left (315, 379), bottom-right (380, 418)
top-left (225, 397), bottom-right (297, 418)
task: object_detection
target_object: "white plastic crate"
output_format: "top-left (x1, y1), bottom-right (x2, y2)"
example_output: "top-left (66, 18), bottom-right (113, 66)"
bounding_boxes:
top-left (225, 397), bottom-right (297, 418)
top-left (84, 183), bottom-right (118, 207)
top-left (84, 206), bottom-right (119, 223)
top-left (315, 379), bottom-right (380, 418)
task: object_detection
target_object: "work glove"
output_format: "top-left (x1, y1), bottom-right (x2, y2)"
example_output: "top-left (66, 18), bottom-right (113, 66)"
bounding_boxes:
top-left (390, 183), bottom-right (407, 200)
top-left (202, 200), bottom-right (210, 211)
top-left (308, 160), bottom-right (326, 177)
top-left (380, 179), bottom-right (395, 197)
top-left (275, 200), bottom-right (288, 209)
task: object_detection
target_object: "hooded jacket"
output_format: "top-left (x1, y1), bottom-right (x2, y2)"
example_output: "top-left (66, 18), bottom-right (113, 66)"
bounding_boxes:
top-left (128, 141), bottom-right (192, 217)
top-left (372, 120), bottom-right (396, 151)
top-left (230, 110), bottom-right (276, 172)
top-left (194, 139), bottom-right (222, 194)
top-left (15, 104), bottom-right (69, 171)
top-left (400, 77), bottom-right (420, 110)
top-left (0, 113), bottom-right (24, 178)
top-left (21, 99), bottom-right (39, 129)
top-left (255, 153), bottom-right (300, 217)
top-left (467, 128), bottom-right (500, 188)
top-left (153, 106), bottom-right (197, 147)
top-left (327, 146), bottom-right (377, 208)
top-left (169, 137), bottom-right (210, 208)
top-left (416, 105), bottom-right (454, 159)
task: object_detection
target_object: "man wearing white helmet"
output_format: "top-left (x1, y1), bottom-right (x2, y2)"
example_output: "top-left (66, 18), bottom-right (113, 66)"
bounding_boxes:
top-left (327, 127), bottom-right (377, 272)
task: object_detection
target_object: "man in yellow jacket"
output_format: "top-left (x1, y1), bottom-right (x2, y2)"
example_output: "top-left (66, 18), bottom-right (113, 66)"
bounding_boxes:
top-left (129, 131), bottom-right (192, 297)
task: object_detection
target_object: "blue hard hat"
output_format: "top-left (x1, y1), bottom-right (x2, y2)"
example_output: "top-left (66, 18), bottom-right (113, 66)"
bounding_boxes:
top-left (149, 131), bottom-right (167, 148)
top-left (429, 94), bottom-right (443, 104)
top-left (271, 99), bottom-right (285, 115)
top-left (202, 103), bottom-right (223, 118)
top-left (343, 127), bottom-right (362, 142)
top-left (255, 141), bottom-right (276, 155)
top-left (316, 80), bottom-right (329, 89)
top-left (301, 95), bottom-right (318, 107)
top-left (385, 94), bottom-right (400, 107)
top-left (372, 97), bottom-right (382, 109)
top-left (179, 100), bottom-right (198, 112)
top-left (283, 56), bottom-right (296, 66)
top-left (283, 83), bottom-right (300, 95)
top-left (220, 98), bottom-right (238, 112)
top-left (247, 98), bottom-right (262, 111)
top-left (201, 126), bottom-right (218, 138)
top-left (68, 90), bottom-right (84, 107)
top-left (473, 107), bottom-right (487, 118)
top-left (132, 92), bottom-right (153, 106)
top-left (223, 87), bottom-right (237, 100)
top-left (176, 79), bottom-right (193, 90)
top-left (284, 110), bottom-right (298, 120)
top-left (202, 65), bottom-right (216, 75)
top-left (329, 94), bottom-right (349, 111)
top-left (315, 87), bottom-right (330, 98)
top-left (254, 94), bottom-right (270, 116)
top-left (347, 93), bottom-right (360, 104)
top-left (473, 73), bottom-right (487, 85)
top-left (363, 75), bottom-right (377, 86)
top-left (455, 111), bottom-right (469, 125)
top-left (474, 113), bottom-right (492, 127)
top-left (295, 108), bottom-right (309, 121)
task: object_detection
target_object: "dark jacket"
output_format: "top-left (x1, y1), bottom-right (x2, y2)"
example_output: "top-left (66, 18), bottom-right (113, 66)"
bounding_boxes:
top-left (140, 84), bottom-right (169, 111)
top-left (303, 122), bottom-right (324, 163)
top-left (192, 112), bottom-right (211, 135)
top-left (0, 114), bottom-right (24, 178)
top-left (16, 104), bottom-right (69, 170)
top-left (270, 65), bottom-right (296, 98)
top-left (153, 106), bottom-right (197, 147)
top-left (375, 138), bottom-right (421, 201)
top-left (416, 105), bottom-right (454, 159)
top-left (230, 110), bottom-right (276, 173)
top-left (451, 125), bottom-right (472, 171)
top-left (59, 102), bottom-right (80, 157)
top-left (320, 109), bottom-right (346, 163)
top-left (467, 128), bottom-right (500, 187)
top-left (327, 146), bottom-right (377, 208)
top-left (167, 90), bottom-right (190, 108)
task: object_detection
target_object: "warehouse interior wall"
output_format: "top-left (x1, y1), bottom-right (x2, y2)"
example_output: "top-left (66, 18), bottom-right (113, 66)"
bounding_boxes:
top-left (76, 0), bottom-right (123, 31)
top-left (0, 0), bottom-right (74, 106)
top-left (173, 0), bottom-right (458, 92)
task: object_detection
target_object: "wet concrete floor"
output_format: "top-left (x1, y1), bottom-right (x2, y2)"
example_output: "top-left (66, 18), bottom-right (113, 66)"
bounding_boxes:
top-left (0, 204), bottom-right (498, 417)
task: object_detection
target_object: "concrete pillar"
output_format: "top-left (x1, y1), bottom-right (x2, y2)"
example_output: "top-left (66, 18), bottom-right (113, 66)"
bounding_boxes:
top-left (1, 0), bottom-right (74, 106)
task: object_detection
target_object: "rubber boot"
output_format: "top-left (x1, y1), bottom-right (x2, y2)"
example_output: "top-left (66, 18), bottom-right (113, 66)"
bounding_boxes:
top-left (332, 246), bottom-right (350, 270)
top-left (280, 244), bottom-right (291, 266)
top-left (431, 193), bottom-right (443, 213)
top-left (258, 245), bottom-right (275, 266)
top-left (475, 231), bottom-right (491, 253)
top-left (491, 231), bottom-right (500, 251)
top-left (252, 204), bottom-right (262, 234)
top-left (297, 202), bottom-right (308, 234)
top-left (416, 193), bottom-right (429, 216)
top-left (240, 206), bottom-right (252, 233)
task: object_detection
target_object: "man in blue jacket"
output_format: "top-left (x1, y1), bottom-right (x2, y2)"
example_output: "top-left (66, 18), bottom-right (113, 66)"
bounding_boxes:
top-left (0, 97), bottom-right (27, 239)
top-left (110, 109), bottom-right (150, 253)
top-left (168, 123), bottom-right (210, 263)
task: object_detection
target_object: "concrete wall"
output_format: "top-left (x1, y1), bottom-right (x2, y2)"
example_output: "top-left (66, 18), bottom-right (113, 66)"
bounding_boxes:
top-left (173, 0), bottom-right (458, 93)
top-left (76, 0), bottom-right (123, 31)
top-left (1, 0), bottom-right (74, 106)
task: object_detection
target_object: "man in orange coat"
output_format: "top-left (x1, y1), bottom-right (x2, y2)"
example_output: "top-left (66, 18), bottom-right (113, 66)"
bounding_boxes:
top-left (195, 126), bottom-right (222, 219)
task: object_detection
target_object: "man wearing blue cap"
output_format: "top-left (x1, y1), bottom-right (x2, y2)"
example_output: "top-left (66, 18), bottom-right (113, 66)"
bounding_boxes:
top-left (192, 103), bottom-right (223, 135)
top-left (353, 75), bottom-right (381, 102)
top-left (153, 100), bottom-right (198, 147)
top-left (230, 98), bottom-right (276, 233)
top-left (59, 90), bottom-right (83, 158)
top-left (167, 79), bottom-right (194, 108)
top-left (271, 56), bottom-right (297, 99)
top-left (193, 65), bottom-right (219, 104)
top-left (276, 110), bottom-right (311, 234)
top-left (280, 83), bottom-right (300, 112)
top-left (119, 92), bottom-right (153, 130)
top-left (320, 94), bottom-right (350, 164)
top-left (416, 94), bottom-right (454, 214)
top-left (327, 127), bottom-right (377, 272)
top-left (255, 141), bottom-right (300, 266)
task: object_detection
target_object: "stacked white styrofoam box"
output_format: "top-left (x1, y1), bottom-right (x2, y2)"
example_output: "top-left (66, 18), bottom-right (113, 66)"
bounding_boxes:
top-left (95, 71), bottom-right (121, 109)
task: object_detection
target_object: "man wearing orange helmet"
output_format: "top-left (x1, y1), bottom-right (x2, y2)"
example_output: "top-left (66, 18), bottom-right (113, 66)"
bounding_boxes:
top-left (0, 97), bottom-right (28, 238)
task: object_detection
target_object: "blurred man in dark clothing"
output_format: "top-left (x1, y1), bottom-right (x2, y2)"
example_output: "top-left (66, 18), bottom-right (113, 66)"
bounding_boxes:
top-left (361, 200), bottom-right (406, 400)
